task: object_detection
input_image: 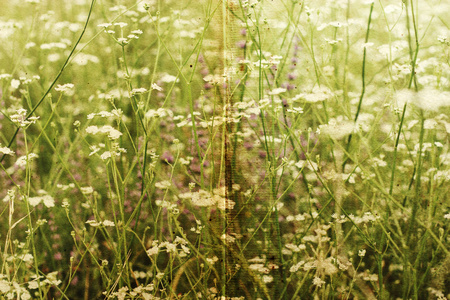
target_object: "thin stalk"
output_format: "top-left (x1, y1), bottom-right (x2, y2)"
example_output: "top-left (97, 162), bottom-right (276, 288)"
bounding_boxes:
top-left (342, 3), bottom-right (374, 171)
top-left (403, 111), bottom-right (425, 298)
top-left (23, 130), bottom-right (44, 300)
top-left (389, 103), bottom-right (408, 196)
top-left (407, 0), bottom-right (420, 90)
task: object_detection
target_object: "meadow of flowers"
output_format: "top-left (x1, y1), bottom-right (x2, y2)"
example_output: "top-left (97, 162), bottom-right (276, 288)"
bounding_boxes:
top-left (0, 0), bottom-right (449, 299)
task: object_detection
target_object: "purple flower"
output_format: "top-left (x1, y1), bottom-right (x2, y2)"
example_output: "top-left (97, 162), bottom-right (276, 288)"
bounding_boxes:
top-left (200, 68), bottom-right (209, 76)
top-left (160, 151), bottom-right (174, 164)
top-left (244, 142), bottom-right (254, 150)
top-left (71, 276), bottom-right (79, 286)
top-left (236, 40), bottom-right (246, 49)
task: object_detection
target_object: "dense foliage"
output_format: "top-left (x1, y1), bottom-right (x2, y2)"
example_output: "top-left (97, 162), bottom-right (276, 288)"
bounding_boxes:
top-left (0, 0), bottom-right (449, 299)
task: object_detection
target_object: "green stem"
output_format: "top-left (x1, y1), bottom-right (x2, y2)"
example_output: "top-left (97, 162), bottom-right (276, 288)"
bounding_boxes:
top-left (342, 2), bottom-right (374, 171)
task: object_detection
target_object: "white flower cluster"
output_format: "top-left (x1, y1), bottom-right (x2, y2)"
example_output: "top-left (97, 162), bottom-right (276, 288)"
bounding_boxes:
top-left (85, 219), bottom-right (115, 227)
top-left (268, 87), bottom-right (286, 95)
top-left (87, 109), bottom-right (123, 120)
top-left (145, 108), bottom-right (173, 119)
top-left (190, 219), bottom-right (204, 234)
top-left (86, 125), bottom-right (122, 140)
top-left (427, 287), bottom-right (448, 300)
top-left (284, 243), bottom-right (306, 254)
top-left (146, 237), bottom-right (190, 258)
top-left (178, 188), bottom-right (235, 210)
top-left (319, 116), bottom-right (358, 140)
top-left (107, 283), bottom-right (155, 300)
top-left (291, 86), bottom-right (334, 103)
top-left (252, 54), bottom-right (283, 69)
top-left (2, 189), bottom-right (16, 203)
top-left (7, 75), bottom-right (40, 90)
top-left (394, 88), bottom-right (450, 112)
top-left (155, 198), bottom-right (179, 214)
top-left (88, 142), bottom-right (127, 160)
top-left (154, 180), bottom-right (171, 189)
top-left (348, 212), bottom-right (380, 224)
top-left (312, 276), bottom-right (325, 287)
top-left (0, 277), bottom-right (32, 299)
top-left (285, 213), bottom-right (307, 222)
top-left (56, 183), bottom-right (75, 191)
top-left (15, 153), bottom-right (39, 167)
top-left (203, 74), bottom-right (225, 85)
top-left (27, 191), bottom-right (55, 208)
top-left (289, 256), bottom-right (338, 276)
top-left (130, 87), bottom-right (148, 96)
top-left (55, 83), bottom-right (75, 96)
top-left (98, 22), bottom-right (144, 45)
top-left (10, 109), bottom-right (39, 128)
top-left (249, 262), bottom-right (278, 275)
top-left (0, 144), bottom-right (14, 156)
top-left (0, 270), bottom-right (62, 300)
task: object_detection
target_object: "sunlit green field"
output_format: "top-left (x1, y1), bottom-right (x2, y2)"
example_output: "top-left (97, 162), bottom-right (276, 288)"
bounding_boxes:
top-left (0, 0), bottom-right (449, 299)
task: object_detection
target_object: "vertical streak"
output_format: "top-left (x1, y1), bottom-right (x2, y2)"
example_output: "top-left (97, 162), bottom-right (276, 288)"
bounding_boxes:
top-left (221, 0), bottom-right (238, 296)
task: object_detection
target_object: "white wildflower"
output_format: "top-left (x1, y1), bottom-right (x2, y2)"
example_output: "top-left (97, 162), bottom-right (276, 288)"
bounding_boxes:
top-left (286, 107), bottom-right (303, 114)
top-left (11, 79), bottom-right (20, 89)
top-left (100, 151), bottom-right (112, 160)
top-left (424, 119), bottom-right (438, 129)
top-left (15, 153), bottom-right (39, 167)
top-left (20, 253), bottom-right (34, 263)
top-left (10, 109), bottom-right (39, 127)
top-left (151, 83), bottom-right (163, 91)
top-left (42, 194), bottom-right (55, 208)
top-left (86, 220), bottom-right (101, 227)
top-left (268, 88), bottom-right (286, 95)
top-left (72, 53), bottom-right (99, 65)
top-left (395, 88), bottom-right (450, 112)
top-left (319, 116), bottom-right (357, 140)
top-left (221, 234), bottom-right (236, 244)
top-left (155, 180), bottom-right (171, 189)
top-left (0, 145), bottom-right (14, 156)
top-left (97, 23), bottom-right (112, 28)
top-left (160, 74), bottom-right (178, 83)
top-left (206, 256), bottom-right (219, 265)
top-left (146, 245), bottom-right (159, 256)
top-left (54, 83), bottom-right (74, 95)
top-left (28, 281), bottom-right (39, 289)
top-left (114, 22), bottom-right (128, 28)
top-left (216, 195), bottom-right (236, 210)
top-left (117, 38), bottom-right (129, 45)
top-left (131, 87), bottom-right (148, 95)
top-left (86, 125), bottom-right (122, 140)
top-left (292, 87), bottom-right (333, 103)
top-left (0, 280), bottom-right (9, 293)
top-left (80, 186), bottom-right (94, 194)
top-left (312, 277), bottom-right (325, 287)
top-left (102, 220), bottom-right (115, 227)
